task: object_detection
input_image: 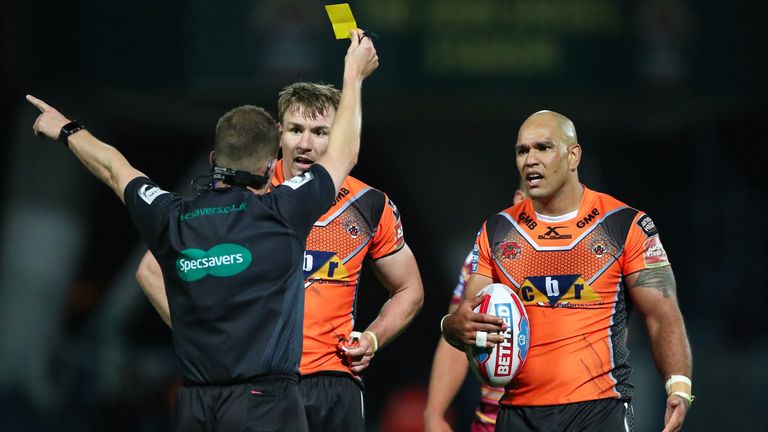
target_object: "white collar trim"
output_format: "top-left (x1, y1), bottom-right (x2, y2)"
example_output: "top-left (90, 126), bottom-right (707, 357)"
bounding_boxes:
top-left (535, 209), bottom-right (578, 222)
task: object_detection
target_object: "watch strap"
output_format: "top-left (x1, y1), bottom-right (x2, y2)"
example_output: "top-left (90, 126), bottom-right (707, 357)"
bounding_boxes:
top-left (58, 120), bottom-right (85, 144)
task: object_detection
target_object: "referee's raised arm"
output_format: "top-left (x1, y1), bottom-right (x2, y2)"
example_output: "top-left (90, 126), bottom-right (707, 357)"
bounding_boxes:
top-left (315, 28), bottom-right (379, 193)
top-left (26, 94), bottom-right (146, 204)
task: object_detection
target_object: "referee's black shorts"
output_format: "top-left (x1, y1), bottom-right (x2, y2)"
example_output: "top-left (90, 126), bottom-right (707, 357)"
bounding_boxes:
top-left (173, 374), bottom-right (308, 432)
top-left (496, 398), bottom-right (634, 432)
top-left (299, 372), bottom-right (365, 432)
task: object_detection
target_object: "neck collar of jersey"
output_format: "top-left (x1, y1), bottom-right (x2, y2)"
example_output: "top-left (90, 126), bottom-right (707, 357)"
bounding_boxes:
top-left (525, 185), bottom-right (596, 222)
top-left (535, 209), bottom-right (579, 222)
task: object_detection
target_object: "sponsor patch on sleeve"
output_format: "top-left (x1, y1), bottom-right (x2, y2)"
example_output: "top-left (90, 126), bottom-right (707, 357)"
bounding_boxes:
top-left (470, 227), bottom-right (484, 272)
top-left (637, 214), bottom-right (658, 237)
top-left (387, 198), bottom-right (405, 247)
top-left (387, 198), bottom-right (401, 220)
top-left (643, 235), bottom-right (669, 268)
top-left (138, 184), bottom-right (169, 205)
top-left (394, 222), bottom-right (405, 247)
top-left (282, 172), bottom-right (315, 190)
top-left (452, 259), bottom-right (472, 302)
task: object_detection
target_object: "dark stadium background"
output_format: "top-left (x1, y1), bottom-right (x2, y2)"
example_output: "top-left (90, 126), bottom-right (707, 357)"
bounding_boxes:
top-left (1, 1), bottom-right (765, 431)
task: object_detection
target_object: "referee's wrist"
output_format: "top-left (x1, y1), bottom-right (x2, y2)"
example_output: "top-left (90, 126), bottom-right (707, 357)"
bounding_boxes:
top-left (58, 120), bottom-right (86, 145)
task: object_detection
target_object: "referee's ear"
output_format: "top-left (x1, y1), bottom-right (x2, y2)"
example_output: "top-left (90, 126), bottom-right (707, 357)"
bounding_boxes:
top-left (209, 151), bottom-right (216, 169)
top-left (266, 159), bottom-right (277, 181)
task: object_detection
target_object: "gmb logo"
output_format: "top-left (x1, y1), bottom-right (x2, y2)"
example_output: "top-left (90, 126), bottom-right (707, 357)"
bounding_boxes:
top-left (177, 243), bottom-right (252, 282)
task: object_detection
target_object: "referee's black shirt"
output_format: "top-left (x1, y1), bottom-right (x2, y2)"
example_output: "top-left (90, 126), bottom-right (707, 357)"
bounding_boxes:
top-left (124, 164), bottom-right (334, 385)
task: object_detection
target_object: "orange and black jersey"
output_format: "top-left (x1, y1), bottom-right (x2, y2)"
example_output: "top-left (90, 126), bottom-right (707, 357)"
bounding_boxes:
top-left (273, 161), bottom-right (405, 376)
top-left (472, 186), bottom-right (670, 406)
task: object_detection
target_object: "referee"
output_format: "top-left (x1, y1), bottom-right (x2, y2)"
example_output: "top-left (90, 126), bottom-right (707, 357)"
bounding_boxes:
top-left (27, 28), bottom-right (378, 432)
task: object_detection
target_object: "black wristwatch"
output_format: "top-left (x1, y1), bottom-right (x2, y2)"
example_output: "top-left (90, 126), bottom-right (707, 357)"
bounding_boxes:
top-left (58, 120), bottom-right (86, 144)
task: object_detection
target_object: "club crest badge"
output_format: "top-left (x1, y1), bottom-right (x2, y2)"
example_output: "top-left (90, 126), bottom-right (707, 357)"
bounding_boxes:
top-left (500, 241), bottom-right (522, 260)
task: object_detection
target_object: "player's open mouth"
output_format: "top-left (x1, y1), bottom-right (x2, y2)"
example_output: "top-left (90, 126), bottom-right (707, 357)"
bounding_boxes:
top-left (294, 156), bottom-right (314, 168)
top-left (526, 173), bottom-right (543, 186)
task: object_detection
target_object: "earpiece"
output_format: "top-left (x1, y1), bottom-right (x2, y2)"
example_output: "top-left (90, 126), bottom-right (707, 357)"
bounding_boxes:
top-left (205, 154), bottom-right (273, 190)
top-left (211, 166), bottom-right (270, 189)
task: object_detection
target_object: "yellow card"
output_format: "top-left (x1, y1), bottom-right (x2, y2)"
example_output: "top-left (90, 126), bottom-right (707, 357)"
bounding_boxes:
top-left (325, 3), bottom-right (357, 39)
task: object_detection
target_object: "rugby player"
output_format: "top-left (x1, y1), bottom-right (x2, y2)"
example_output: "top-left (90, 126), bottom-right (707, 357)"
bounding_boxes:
top-left (442, 111), bottom-right (693, 432)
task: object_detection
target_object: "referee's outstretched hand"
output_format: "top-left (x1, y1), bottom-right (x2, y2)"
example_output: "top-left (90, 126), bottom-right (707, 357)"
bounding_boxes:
top-left (27, 95), bottom-right (71, 141)
top-left (344, 28), bottom-right (378, 81)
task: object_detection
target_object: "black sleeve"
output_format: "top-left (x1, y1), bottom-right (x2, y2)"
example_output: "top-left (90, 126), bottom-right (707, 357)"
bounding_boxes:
top-left (124, 177), bottom-right (183, 251)
top-left (271, 164), bottom-right (335, 238)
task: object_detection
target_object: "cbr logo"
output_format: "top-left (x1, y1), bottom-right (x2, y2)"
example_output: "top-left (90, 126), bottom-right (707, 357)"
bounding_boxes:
top-left (518, 212), bottom-right (538, 230)
top-left (538, 226), bottom-right (572, 240)
top-left (303, 250), bottom-right (349, 281)
top-left (519, 275), bottom-right (601, 308)
top-left (576, 208), bottom-right (600, 228)
top-left (500, 241), bottom-right (522, 260)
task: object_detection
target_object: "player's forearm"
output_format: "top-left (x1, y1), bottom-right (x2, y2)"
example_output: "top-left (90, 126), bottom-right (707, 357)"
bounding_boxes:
top-left (646, 309), bottom-right (692, 379)
top-left (136, 251), bottom-right (172, 327)
top-left (628, 266), bottom-right (693, 379)
top-left (424, 338), bottom-right (469, 418)
top-left (365, 281), bottom-right (423, 348)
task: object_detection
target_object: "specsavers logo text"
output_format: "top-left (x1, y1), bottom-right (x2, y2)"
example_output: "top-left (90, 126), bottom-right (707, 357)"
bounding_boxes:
top-left (177, 244), bottom-right (252, 282)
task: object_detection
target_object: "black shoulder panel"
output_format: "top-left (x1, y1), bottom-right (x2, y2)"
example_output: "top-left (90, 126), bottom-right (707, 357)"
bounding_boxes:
top-left (353, 188), bottom-right (386, 230)
top-left (486, 213), bottom-right (514, 250)
top-left (602, 207), bottom-right (639, 250)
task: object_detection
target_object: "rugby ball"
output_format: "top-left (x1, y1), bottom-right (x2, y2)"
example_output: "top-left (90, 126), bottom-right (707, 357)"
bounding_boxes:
top-left (466, 283), bottom-right (530, 387)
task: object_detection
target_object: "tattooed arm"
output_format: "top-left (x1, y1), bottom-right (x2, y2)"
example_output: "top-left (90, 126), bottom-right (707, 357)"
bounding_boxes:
top-left (625, 266), bottom-right (693, 432)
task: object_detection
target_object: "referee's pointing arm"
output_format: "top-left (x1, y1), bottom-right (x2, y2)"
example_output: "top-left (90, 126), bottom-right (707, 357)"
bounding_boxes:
top-left (27, 94), bottom-right (146, 204)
